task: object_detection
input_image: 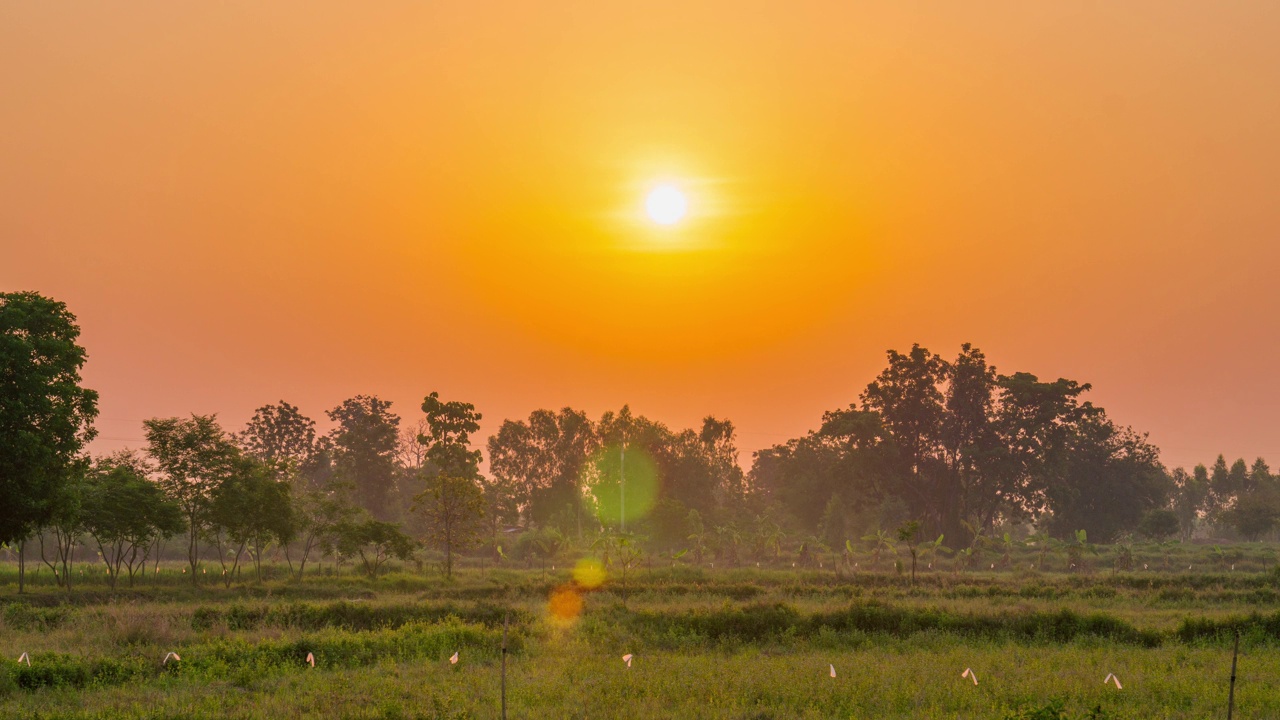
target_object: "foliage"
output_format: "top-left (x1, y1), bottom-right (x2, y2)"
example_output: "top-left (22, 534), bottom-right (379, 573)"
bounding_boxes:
top-left (332, 518), bottom-right (417, 579)
top-left (81, 451), bottom-right (184, 589)
top-left (1136, 508), bottom-right (1180, 541)
top-left (144, 415), bottom-right (241, 585)
top-left (414, 392), bottom-right (487, 578)
top-left (327, 395), bottom-right (400, 520)
top-left (0, 292), bottom-right (98, 565)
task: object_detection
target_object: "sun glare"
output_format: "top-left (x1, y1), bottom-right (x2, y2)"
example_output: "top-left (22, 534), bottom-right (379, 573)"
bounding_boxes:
top-left (645, 183), bottom-right (688, 226)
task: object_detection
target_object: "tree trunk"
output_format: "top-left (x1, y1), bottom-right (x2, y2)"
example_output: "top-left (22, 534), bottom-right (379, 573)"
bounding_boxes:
top-left (18, 538), bottom-right (25, 594)
top-left (188, 525), bottom-right (199, 587)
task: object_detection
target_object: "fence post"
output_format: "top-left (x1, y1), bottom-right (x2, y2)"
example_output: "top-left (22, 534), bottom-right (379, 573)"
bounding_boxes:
top-left (1227, 629), bottom-right (1240, 720)
top-left (501, 610), bottom-right (509, 720)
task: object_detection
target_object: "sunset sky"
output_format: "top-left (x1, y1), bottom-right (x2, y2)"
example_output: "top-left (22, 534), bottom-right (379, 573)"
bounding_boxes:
top-left (3, 2), bottom-right (1278, 472)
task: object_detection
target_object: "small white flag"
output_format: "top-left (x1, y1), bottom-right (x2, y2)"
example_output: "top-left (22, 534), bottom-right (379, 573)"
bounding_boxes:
top-left (163, 652), bottom-right (181, 665)
top-left (961, 667), bottom-right (977, 685)
top-left (306, 652), bottom-right (315, 667)
top-left (622, 653), bottom-right (633, 667)
top-left (1104, 673), bottom-right (1122, 689)
top-left (17, 652), bottom-right (30, 666)
top-left (449, 651), bottom-right (459, 665)
top-left (829, 664), bottom-right (836, 678)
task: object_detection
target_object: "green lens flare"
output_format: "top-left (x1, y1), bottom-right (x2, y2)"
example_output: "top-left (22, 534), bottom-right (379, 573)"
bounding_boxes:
top-left (585, 443), bottom-right (659, 528)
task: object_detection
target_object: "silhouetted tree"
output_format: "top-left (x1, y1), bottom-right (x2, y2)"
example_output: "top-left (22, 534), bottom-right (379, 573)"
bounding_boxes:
top-left (414, 392), bottom-right (486, 577)
top-left (327, 396), bottom-right (400, 520)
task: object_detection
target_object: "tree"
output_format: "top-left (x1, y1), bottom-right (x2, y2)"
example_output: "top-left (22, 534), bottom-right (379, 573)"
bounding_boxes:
top-left (239, 401), bottom-right (317, 466)
top-left (1231, 476), bottom-right (1280, 541)
top-left (1171, 467), bottom-right (1209, 540)
top-left (861, 345), bottom-right (949, 535)
top-left (333, 518), bottom-right (417, 578)
top-left (81, 451), bottom-right (184, 589)
top-left (239, 463), bottom-right (295, 582)
top-left (896, 520), bottom-right (923, 585)
top-left (144, 415), bottom-right (241, 585)
top-left (0, 292), bottom-right (99, 593)
top-left (327, 396), bottom-right (400, 520)
top-left (37, 470), bottom-right (86, 591)
top-left (285, 486), bottom-right (358, 580)
top-left (1136, 508), bottom-right (1180, 541)
top-left (199, 455), bottom-right (296, 586)
top-left (488, 407), bottom-right (597, 534)
top-left (415, 473), bottom-right (485, 577)
top-left (1042, 411), bottom-right (1170, 543)
top-left (414, 392), bottom-right (486, 577)
top-left (478, 474), bottom-right (520, 556)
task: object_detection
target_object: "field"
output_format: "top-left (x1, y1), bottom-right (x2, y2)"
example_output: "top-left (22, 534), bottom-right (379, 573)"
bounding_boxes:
top-left (2, 544), bottom-right (1279, 719)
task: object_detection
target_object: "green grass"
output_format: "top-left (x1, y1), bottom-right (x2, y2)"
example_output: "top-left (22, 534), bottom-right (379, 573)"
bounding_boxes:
top-left (1, 554), bottom-right (1278, 718)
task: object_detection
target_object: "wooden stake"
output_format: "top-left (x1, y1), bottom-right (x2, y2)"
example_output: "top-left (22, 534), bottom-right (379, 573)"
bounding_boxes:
top-left (501, 610), bottom-right (509, 720)
top-left (1228, 630), bottom-right (1240, 720)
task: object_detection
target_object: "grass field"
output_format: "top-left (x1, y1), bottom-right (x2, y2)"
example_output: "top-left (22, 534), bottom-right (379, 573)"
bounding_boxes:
top-left (2, 546), bottom-right (1278, 719)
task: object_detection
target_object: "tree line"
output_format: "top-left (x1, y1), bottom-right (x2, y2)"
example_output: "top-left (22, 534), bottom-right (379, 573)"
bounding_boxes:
top-left (4, 292), bottom-right (1279, 590)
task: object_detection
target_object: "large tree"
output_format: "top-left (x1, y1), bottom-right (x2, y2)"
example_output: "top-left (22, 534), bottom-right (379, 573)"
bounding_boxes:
top-left (327, 396), bottom-right (400, 520)
top-left (239, 401), bottom-right (317, 468)
top-left (0, 292), bottom-right (99, 591)
top-left (488, 407), bottom-right (597, 532)
top-left (414, 392), bottom-right (486, 577)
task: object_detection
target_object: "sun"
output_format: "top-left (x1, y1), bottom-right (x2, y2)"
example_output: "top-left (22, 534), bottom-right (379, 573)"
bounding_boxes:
top-left (644, 183), bottom-right (688, 226)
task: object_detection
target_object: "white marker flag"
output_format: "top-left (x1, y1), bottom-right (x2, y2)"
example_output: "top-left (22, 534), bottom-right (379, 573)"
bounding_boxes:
top-left (1104, 673), bottom-right (1122, 689)
top-left (17, 652), bottom-right (30, 666)
top-left (306, 652), bottom-right (315, 667)
top-left (163, 652), bottom-right (181, 665)
top-left (829, 664), bottom-right (836, 678)
top-left (449, 652), bottom-right (459, 665)
top-left (961, 668), bottom-right (977, 685)
top-left (622, 654), bottom-right (633, 668)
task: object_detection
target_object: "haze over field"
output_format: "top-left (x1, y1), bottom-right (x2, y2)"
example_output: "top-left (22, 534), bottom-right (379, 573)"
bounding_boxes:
top-left (4, 2), bottom-right (1279, 469)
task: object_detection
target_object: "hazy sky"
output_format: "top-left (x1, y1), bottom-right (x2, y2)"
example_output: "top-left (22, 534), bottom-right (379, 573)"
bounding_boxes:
top-left (4, 2), bottom-right (1278, 471)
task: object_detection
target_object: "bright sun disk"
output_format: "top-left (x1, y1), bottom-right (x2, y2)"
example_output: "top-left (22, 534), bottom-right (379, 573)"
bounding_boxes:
top-left (645, 184), bottom-right (687, 226)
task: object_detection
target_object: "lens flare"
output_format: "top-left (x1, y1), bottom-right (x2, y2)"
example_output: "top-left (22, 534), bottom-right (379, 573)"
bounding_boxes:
top-left (548, 585), bottom-right (584, 625)
top-left (573, 558), bottom-right (607, 589)
top-left (583, 443), bottom-right (659, 528)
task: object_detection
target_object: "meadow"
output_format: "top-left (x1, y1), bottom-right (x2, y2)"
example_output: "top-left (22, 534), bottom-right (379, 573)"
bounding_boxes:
top-left (2, 543), bottom-right (1278, 720)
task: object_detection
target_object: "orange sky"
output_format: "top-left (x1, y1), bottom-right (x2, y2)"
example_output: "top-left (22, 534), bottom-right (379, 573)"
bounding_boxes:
top-left (3, 2), bottom-right (1279, 471)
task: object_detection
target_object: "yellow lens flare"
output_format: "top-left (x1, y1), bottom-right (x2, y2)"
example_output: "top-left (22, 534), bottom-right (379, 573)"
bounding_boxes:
top-left (573, 558), bottom-right (607, 589)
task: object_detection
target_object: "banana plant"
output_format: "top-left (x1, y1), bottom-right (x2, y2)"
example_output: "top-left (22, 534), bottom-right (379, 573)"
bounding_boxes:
top-left (1025, 531), bottom-right (1061, 571)
top-left (998, 532), bottom-right (1023, 568)
top-left (919, 534), bottom-right (950, 572)
top-left (1065, 529), bottom-right (1097, 572)
top-left (861, 528), bottom-right (897, 569)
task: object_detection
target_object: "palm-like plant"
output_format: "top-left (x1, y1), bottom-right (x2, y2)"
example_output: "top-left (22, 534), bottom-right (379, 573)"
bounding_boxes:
top-left (862, 528), bottom-right (897, 569)
top-left (687, 528), bottom-right (710, 566)
top-left (1025, 531), bottom-right (1060, 571)
top-left (1065, 529), bottom-right (1098, 572)
top-left (919, 534), bottom-right (950, 571)
top-left (998, 532), bottom-right (1023, 568)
